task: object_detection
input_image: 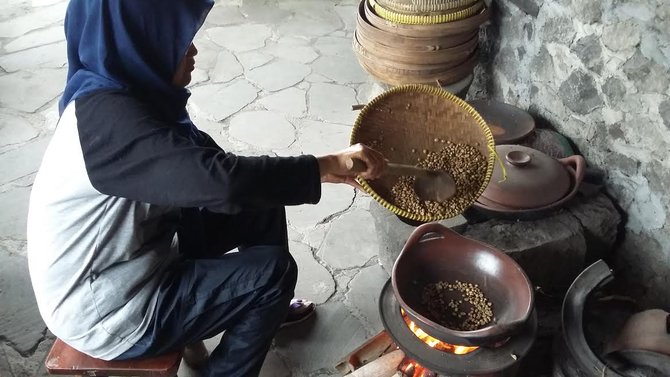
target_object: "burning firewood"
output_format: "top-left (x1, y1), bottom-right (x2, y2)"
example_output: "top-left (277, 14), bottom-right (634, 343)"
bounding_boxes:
top-left (348, 349), bottom-right (405, 377)
top-left (397, 356), bottom-right (438, 377)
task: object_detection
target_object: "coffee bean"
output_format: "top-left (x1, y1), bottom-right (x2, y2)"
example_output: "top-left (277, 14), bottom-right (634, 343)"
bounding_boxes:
top-left (421, 280), bottom-right (494, 331)
top-left (391, 142), bottom-right (486, 218)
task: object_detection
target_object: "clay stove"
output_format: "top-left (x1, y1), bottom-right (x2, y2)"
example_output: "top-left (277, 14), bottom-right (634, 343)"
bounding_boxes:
top-left (379, 279), bottom-right (537, 377)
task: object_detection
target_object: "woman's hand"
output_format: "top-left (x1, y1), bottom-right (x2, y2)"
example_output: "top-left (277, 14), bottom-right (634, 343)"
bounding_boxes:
top-left (317, 144), bottom-right (386, 188)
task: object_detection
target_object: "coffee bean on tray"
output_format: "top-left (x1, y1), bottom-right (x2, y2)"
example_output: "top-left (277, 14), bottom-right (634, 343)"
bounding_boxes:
top-left (391, 141), bottom-right (487, 218)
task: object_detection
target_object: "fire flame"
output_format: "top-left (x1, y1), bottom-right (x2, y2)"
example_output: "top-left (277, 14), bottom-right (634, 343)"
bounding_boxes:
top-left (401, 310), bottom-right (479, 355)
top-left (398, 358), bottom-right (436, 377)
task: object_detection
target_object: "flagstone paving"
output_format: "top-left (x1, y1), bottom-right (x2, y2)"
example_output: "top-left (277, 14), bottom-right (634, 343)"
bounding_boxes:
top-left (0, 0), bottom-right (408, 376)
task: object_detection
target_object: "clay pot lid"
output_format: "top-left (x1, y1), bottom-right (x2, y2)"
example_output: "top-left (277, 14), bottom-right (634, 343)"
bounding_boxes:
top-left (480, 145), bottom-right (571, 209)
top-left (467, 100), bottom-right (535, 144)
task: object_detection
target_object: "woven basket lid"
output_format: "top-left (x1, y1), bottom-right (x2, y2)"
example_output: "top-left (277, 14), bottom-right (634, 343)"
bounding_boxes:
top-left (376, 0), bottom-right (481, 14)
top-left (361, 0), bottom-right (491, 38)
top-left (369, 0), bottom-right (485, 25)
top-left (350, 84), bottom-right (495, 222)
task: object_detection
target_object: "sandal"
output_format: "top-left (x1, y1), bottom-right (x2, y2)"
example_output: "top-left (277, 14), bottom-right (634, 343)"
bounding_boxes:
top-left (281, 298), bottom-right (316, 328)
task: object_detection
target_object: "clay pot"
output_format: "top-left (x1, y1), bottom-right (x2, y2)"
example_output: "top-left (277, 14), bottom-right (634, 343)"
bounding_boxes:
top-left (606, 309), bottom-right (670, 356)
top-left (392, 222), bottom-right (534, 345)
top-left (478, 145), bottom-right (585, 210)
top-left (605, 308), bottom-right (670, 375)
top-left (467, 100), bottom-right (536, 145)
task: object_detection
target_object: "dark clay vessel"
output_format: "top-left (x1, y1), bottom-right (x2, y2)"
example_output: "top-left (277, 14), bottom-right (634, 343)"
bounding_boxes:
top-left (392, 222), bottom-right (534, 346)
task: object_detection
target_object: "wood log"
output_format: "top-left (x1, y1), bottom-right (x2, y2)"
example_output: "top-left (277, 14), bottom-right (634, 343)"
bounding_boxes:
top-left (335, 331), bottom-right (397, 374)
top-left (348, 349), bottom-right (405, 377)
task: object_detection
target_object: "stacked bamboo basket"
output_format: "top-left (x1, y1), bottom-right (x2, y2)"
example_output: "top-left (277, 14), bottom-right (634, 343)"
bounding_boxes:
top-left (354, 0), bottom-right (490, 86)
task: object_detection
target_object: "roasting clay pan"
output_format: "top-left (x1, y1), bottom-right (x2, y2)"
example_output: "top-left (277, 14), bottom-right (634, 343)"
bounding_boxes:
top-left (392, 223), bottom-right (534, 345)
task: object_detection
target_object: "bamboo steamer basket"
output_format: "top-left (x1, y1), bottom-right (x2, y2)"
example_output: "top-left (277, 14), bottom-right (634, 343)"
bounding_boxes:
top-left (353, 35), bottom-right (478, 85)
top-left (377, 0), bottom-right (480, 14)
top-left (357, 59), bottom-right (473, 86)
top-left (354, 0), bottom-right (482, 85)
top-left (350, 84), bottom-right (495, 222)
top-left (356, 8), bottom-right (478, 51)
top-left (355, 30), bottom-right (478, 65)
top-left (369, 0), bottom-right (485, 25)
top-left (355, 27), bottom-right (479, 64)
top-left (363, 0), bottom-right (490, 37)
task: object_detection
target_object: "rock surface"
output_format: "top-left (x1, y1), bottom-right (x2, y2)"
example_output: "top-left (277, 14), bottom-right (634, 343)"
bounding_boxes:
top-left (464, 211), bottom-right (587, 291)
top-left (0, 251), bottom-right (47, 354)
top-left (318, 209), bottom-right (378, 270)
top-left (471, 0), bottom-right (669, 307)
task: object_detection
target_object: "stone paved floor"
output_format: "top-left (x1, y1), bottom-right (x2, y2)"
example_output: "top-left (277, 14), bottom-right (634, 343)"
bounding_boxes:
top-left (0, 0), bottom-right (397, 376)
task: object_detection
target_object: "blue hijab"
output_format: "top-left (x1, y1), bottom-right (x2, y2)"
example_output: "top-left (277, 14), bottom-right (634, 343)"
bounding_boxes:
top-left (59, 0), bottom-right (214, 125)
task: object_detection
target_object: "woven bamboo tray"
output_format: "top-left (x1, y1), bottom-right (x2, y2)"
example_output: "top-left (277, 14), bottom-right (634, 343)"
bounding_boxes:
top-left (350, 85), bottom-right (495, 222)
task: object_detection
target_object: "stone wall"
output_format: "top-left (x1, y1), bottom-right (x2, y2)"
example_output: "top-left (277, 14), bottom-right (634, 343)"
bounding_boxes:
top-left (469, 0), bottom-right (670, 307)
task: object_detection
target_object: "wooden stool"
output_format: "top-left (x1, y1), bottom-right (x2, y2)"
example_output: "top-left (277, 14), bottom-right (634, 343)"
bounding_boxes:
top-left (45, 338), bottom-right (182, 377)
